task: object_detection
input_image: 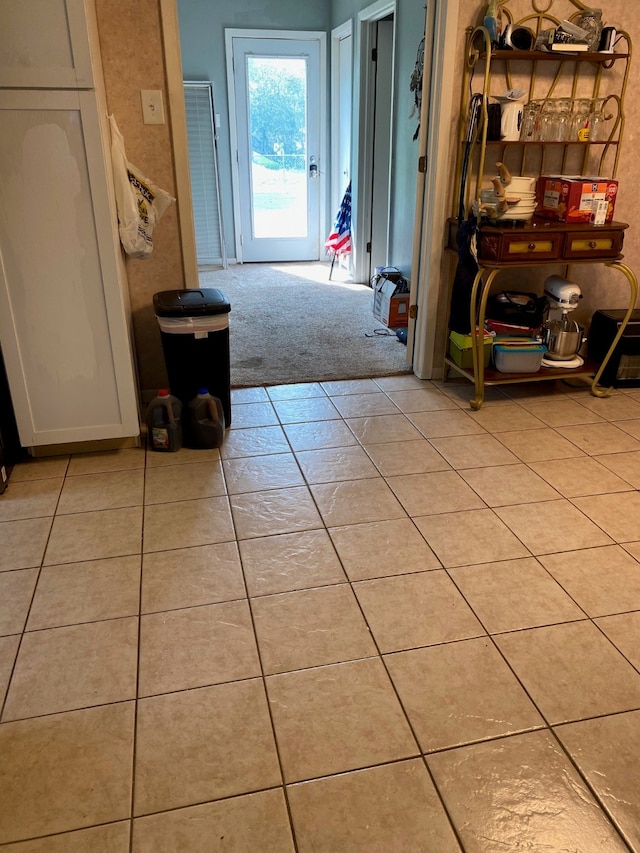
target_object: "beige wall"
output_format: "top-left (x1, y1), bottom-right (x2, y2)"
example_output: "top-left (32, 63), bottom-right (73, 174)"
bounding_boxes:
top-left (95, 0), bottom-right (185, 394)
top-left (445, 0), bottom-right (640, 344)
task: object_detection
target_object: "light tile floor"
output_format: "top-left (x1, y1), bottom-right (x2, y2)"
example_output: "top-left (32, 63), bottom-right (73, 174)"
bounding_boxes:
top-left (1, 374), bottom-right (640, 851)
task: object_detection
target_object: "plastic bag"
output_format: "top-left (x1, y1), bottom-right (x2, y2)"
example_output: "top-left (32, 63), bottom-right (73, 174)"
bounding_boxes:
top-left (109, 115), bottom-right (175, 259)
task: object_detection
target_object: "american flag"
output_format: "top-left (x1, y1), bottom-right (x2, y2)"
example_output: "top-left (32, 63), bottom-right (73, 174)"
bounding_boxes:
top-left (325, 182), bottom-right (352, 256)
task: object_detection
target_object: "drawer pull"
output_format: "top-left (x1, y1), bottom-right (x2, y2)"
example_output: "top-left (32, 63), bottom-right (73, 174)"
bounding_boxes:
top-left (589, 241), bottom-right (597, 249)
top-left (528, 243), bottom-right (536, 251)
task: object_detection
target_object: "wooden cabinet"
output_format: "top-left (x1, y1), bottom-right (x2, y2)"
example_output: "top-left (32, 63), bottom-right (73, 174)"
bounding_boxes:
top-left (0, 0), bottom-right (94, 89)
top-left (474, 220), bottom-right (627, 264)
top-left (563, 227), bottom-right (625, 260)
top-left (445, 1), bottom-right (637, 409)
top-left (479, 228), bottom-right (564, 263)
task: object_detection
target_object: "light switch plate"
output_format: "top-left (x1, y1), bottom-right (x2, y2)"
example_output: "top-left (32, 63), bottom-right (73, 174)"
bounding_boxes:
top-left (141, 89), bottom-right (165, 125)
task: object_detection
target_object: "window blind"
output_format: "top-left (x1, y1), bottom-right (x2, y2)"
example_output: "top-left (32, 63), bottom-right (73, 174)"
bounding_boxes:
top-left (183, 82), bottom-right (226, 267)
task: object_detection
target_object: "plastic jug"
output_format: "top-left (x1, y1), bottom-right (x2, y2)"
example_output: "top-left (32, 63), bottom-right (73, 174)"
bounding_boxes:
top-left (146, 389), bottom-right (183, 452)
top-left (186, 389), bottom-right (226, 449)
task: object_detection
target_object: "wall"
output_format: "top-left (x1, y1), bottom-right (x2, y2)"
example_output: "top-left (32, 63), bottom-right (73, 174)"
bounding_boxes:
top-left (95, 0), bottom-right (186, 394)
top-left (177, 0), bottom-right (331, 261)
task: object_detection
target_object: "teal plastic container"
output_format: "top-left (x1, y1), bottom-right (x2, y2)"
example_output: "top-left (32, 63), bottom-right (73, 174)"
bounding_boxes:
top-left (146, 389), bottom-right (183, 451)
top-left (186, 389), bottom-right (226, 448)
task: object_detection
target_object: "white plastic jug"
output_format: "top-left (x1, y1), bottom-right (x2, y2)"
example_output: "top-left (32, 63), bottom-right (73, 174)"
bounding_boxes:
top-left (500, 101), bottom-right (524, 141)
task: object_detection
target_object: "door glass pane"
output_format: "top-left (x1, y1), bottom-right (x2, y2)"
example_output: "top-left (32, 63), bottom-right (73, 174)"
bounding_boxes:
top-left (247, 56), bottom-right (308, 239)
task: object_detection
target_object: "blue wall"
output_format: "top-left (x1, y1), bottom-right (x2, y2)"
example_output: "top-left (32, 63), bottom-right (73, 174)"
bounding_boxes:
top-left (177, 0), bottom-right (425, 276)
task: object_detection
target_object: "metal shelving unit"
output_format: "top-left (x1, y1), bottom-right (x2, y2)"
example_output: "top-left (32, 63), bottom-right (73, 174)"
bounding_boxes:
top-left (445, 0), bottom-right (637, 410)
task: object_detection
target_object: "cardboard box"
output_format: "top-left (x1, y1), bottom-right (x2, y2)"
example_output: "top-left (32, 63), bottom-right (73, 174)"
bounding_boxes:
top-left (536, 175), bottom-right (618, 224)
top-left (373, 277), bottom-right (409, 327)
top-left (449, 330), bottom-right (493, 369)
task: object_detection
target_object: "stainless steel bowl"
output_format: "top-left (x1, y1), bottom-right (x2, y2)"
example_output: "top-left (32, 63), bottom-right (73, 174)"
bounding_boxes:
top-left (542, 319), bottom-right (584, 360)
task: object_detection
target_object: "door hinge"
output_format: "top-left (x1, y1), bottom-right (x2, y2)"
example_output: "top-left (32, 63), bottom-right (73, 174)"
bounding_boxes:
top-left (418, 155), bottom-right (427, 173)
top-left (366, 241), bottom-right (372, 253)
top-left (371, 48), bottom-right (378, 62)
top-left (409, 304), bottom-right (418, 319)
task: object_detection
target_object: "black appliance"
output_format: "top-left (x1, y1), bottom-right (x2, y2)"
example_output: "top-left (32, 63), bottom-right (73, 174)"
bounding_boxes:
top-left (0, 345), bottom-right (23, 493)
top-left (588, 309), bottom-right (640, 388)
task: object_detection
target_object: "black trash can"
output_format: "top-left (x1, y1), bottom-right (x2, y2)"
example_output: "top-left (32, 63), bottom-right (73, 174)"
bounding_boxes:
top-left (153, 288), bottom-right (231, 426)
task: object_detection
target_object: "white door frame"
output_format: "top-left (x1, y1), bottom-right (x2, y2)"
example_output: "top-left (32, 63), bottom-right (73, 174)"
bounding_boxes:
top-left (410, 0), bottom-right (460, 379)
top-left (225, 28), bottom-right (327, 264)
top-left (353, 0), bottom-right (395, 285)
top-left (158, 0), bottom-right (199, 288)
top-left (330, 20), bottom-right (352, 220)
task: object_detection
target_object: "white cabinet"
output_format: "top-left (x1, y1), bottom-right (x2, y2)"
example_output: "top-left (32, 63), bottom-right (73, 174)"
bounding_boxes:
top-left (0, 89), bottom-right (140, 446)
top-left (0, 0), bottom-right (94, 89)
top-left (0, 0), bottom-right (139, 448)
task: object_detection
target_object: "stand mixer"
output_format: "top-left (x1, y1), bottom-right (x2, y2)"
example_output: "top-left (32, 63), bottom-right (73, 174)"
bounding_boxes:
top-left (541, 275), bottom-right (585, 367)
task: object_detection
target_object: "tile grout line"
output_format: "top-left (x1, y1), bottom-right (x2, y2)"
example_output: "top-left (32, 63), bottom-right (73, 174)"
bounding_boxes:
top-left (250, 389), bottom-right (467, 849)
top-left (128, 440), bottom-right (148, 853)
top-left (223, 429), bottom-right (302, 853)
top-left (444, 560), bottom-right (639, 850)
top-left (0, 454), bottom-right (70, 726)
top-left (289, 394), bottom-right (468, 850)
top-left (334, 532), bottom-right (468, 851)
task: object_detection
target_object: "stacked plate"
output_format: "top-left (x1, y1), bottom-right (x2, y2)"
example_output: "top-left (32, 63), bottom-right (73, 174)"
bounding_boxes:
top-left (477, 188), bottom-right (537, 221)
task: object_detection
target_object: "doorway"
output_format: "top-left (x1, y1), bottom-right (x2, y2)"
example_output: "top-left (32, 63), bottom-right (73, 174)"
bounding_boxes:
top-left (165, 0), bottom-right (460, 381)
top-left (226, 30), bottom-right (326, 263)
top-left (368, 16), bottom-right (394, 281)
top-left (353, 0), bottom-right (396, 285)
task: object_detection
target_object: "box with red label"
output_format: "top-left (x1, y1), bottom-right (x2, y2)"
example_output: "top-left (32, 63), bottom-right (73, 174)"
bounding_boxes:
top-left (535, 175), bottom-right (618, 224)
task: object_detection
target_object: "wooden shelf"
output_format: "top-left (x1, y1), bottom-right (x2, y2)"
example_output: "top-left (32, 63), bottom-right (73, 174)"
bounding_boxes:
top-left (487, 50), bottom-right (629, 63)
top-left (483, 140), bottom-right (620, 146)
top-left (444, 356), bottom-right (600, 386)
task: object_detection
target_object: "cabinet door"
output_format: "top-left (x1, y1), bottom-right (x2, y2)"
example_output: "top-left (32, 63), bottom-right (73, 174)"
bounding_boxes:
top-left (0, 0), bottom-right (93, 88)
top-left (0, 89), bottom-right (139, 446)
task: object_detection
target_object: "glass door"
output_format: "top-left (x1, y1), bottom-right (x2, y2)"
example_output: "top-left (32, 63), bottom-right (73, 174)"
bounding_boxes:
top-left (230, 35), bottom-right (322, 262)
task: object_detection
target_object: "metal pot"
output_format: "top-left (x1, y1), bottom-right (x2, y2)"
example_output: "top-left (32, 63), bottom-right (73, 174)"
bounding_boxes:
top-left (542, 318), bottom-right (584, 360)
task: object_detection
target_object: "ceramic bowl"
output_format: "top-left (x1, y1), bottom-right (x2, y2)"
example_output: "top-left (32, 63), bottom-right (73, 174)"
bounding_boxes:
top-left (500, 175), bottom-right (536, 192)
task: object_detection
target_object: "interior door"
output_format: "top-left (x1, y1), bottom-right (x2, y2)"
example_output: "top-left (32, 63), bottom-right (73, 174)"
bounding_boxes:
top-left (230, 35), bottom-right (322, 262)
top-left (368, 19), bottom-right (394, 280)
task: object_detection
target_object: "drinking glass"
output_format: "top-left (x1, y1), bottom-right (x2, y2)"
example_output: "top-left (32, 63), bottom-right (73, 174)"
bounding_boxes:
top-left (539, 100), bottom-right (559, 142)
top-left (589, 97), bottom-right (608, 141)
top-left (520, 101), bottom-right (541, 141)
top-left (555, 98), bottom-right (573, 141)
top-left (571, 99), bottom-right (592, 141)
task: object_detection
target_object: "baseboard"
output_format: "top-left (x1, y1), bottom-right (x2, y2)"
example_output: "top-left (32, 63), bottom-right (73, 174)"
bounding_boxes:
top-left (29, 435), bottom-right (142, 457)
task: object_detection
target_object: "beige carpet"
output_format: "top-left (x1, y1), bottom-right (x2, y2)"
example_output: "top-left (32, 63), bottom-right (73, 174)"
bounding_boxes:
top-left (198, 262), bottom-right (411, 387)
